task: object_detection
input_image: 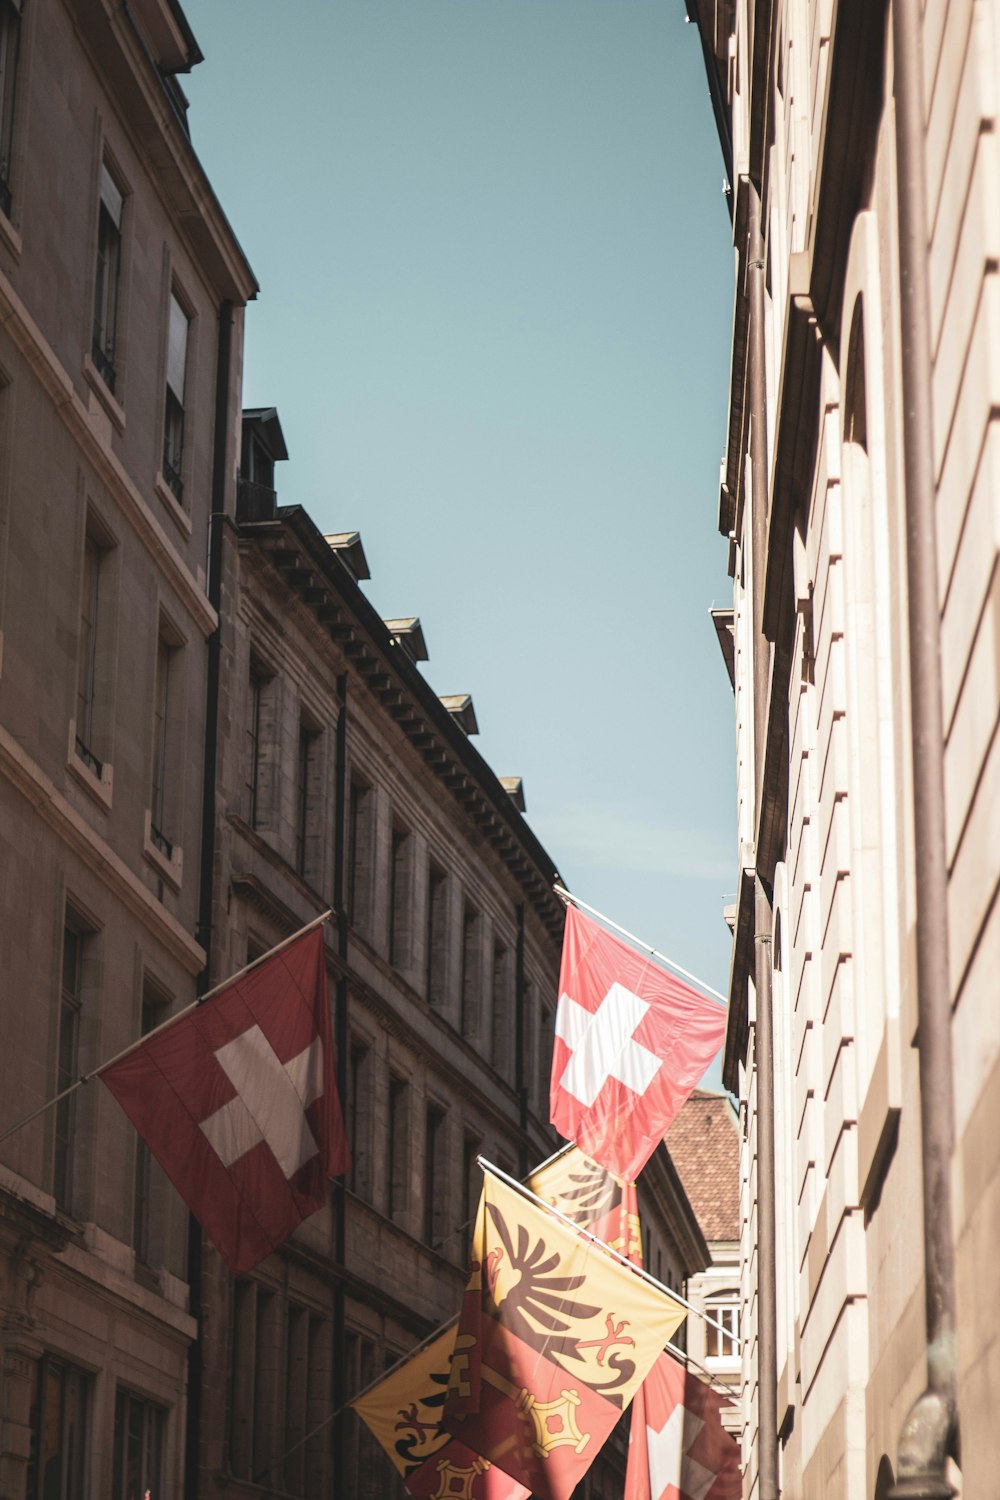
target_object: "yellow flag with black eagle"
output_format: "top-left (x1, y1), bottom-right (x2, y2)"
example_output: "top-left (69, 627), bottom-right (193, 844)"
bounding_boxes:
top-left (444, 1167), bottom-right (686, 1500)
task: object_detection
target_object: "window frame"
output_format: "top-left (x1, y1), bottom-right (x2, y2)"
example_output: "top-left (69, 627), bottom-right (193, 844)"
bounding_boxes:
top-left (92, 159), bottom-right (125, 393)
top-left (112, 1386), bottom-right (165, 1500)
top-left (27, 1354), bottom-right (90, 1500)
top-left (161, 287), bottom-right (190, 504)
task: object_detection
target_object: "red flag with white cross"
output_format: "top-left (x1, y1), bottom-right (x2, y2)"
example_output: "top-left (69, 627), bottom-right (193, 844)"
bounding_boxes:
top-left (100, 926), bottom-right (349, 1273)
top-left (624, 1352), bottom-right (741, 1500)
top-left (549, 905), bottom-right (727, 1181)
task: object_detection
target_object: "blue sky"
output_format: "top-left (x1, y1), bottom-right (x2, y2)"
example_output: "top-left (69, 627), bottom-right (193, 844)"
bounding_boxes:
top-left (184, 1), bottom-right (736, 1020)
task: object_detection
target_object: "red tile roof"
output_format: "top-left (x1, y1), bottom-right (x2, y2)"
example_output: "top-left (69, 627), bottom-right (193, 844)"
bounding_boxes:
top-left (666, 1089), bottom-right (740, 1242)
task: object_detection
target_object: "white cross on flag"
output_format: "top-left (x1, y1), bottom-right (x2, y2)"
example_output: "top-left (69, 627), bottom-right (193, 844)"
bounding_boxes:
top-left (624, 1352), bottom-right (741, 1500)
top-left (101, 926), bottom-right (350, 1273)
top-left (550, 905), bottom-right (727, 1180)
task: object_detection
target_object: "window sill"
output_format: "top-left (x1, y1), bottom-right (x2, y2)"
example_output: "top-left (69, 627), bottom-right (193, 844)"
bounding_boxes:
top-left (154, 470), bottom-right (192, 539)
top-left (0, 209), bottom-right (22, 262)
top-left (143, 810), bottom-right (183, 891)
top-left (67, 723), bottom-right (113, 811)
top-left (83, 354), bottom-right (125, 434)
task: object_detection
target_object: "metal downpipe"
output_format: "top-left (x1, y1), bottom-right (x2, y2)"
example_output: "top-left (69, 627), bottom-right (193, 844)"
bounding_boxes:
top-left (747, 179), bottom-right (780, 1500)
top-left (888, 2), bottom-right (958, 1494)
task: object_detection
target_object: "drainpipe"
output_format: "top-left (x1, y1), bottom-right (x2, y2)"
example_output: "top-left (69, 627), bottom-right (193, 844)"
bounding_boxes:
top-left (185, 299), bottom-right (234, 1500)
top-left (888, 4), bottom-right (958, 1495)
top-left (332, 673), bottom-right (349, 1496)
top-left (746, 179), bottom-right (780, 1500)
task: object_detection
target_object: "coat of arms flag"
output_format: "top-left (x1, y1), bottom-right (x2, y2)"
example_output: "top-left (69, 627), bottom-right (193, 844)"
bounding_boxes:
top-left (444, 1167), bottom-right (687, 1500)
top-left (550, 904), bottom-right (727, 1180)
top-left (529, 1145), bottom-right (641, 1262)
top-left (352, 1324), bottom-right (529, 1499)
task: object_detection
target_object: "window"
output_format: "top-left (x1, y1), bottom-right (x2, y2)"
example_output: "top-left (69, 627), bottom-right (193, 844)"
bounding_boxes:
top-left (705, 1297), bottom-right (740, 1367)
top-left (295, 720), bottom-right (319, 878)
top-left (387, 1074), bottom-right (408, 1221)
top-left (230, 1280), bottom-right (279, 1482)
top-left (93, 162), bottom-right (124, 391)
top-left (245, 659), bottom-right (274, 830)
top-left (523, 981), bottom-right (537, 1110)
top-left (423, 1104), bottom-right (447, 1248)
top-left (113, 1389), bottom-right (164, 1500)
top-left (150, 627), bottom-right (179, 857)
top-left (55, 923), bottom-right (85, 1212)
top-left (388, 823), bottom-right (411, 967)
top-left (76, 528), bottom-right (110, 775)
top-left (461, 1133), bottom-right (481, 1266)
top-left (230, 1284), bottom-right (332, 1494)
top-left (490, 939), bottom-right (510, 1075)
top-left (347, 777), bottom-right (373, 932)
top-left (133, 983), bottom-right (169, 1266)
top-left (460, 903), bottom-right (480, 1039)
top-left (347, 1037), bottom-right (371, 1200)
top-left (282, 1305), bottom-right (330, 1497)
top-left (0, 0), bottom-right (23, 218)
top-left (536, 998), bottom-right (554, 1114)
top-left (162, 292), bottom-right (189, 502)
top-left (27, 1356), bottom-right (89, 1500)
top-left (345, 1334), bottom-right (397, 1500)
top-left (425, 863), bottom-right (447, 1007)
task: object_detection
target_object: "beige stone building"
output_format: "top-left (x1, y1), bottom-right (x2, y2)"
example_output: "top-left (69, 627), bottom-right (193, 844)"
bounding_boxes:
top-left (690, 1), bottom-right (1000, 1497)
top-left (0, 1), bottom-right (254, 1498)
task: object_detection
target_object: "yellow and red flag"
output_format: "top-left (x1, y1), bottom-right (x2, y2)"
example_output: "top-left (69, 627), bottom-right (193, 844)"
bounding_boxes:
top-left (529, 1146), bottom-right (642, 1262)
top-left (444, 1168), bottom-right (686, 1500)
top-left (351, 1324), bottom-right (529, 1500)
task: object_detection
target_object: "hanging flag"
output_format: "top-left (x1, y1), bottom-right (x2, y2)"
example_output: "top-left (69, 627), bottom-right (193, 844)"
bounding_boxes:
top-left (550, 905), bottom-right (727, 1181)
top-left (101, 926), bottom-right (349, 1274)
top-left (444, 1168), bottom-right (686, 1500)
top-left (529, 1147), bottom-right (641, 1263)
top-left (624, 1352), bottom-right (741, 1500)
top-left (352, 1324), bottom-right (530, 1500)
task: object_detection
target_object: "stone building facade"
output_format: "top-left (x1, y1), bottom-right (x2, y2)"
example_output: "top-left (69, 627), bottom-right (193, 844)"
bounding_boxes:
top-left (0, 2), bottom-right (254, 1499)
top-left (690, 1), bottom-right (1000, 1497)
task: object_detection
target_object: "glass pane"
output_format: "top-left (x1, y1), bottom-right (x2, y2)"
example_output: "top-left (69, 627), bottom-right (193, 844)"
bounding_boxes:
top-left (100, 162), bottom-right (123, 226)
top-left (166, 294), bottom-right (188, 399)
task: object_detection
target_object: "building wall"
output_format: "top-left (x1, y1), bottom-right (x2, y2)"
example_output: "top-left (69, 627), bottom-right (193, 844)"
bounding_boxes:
top-left (0, 2), bottom-right (253, 1498)
top-left (700, 0), bottom-right (1000, 1496)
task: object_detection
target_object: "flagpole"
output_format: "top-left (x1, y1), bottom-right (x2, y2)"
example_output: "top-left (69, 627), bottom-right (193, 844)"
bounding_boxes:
top-left (0, 910), bottom-right (333, 1150)
top-left (553, 884), bottom-right (727, 1005)
top-left (479, 1156), bottom-right (738, 1347)
top-left (664, 1341), bottom-right (738, 1400)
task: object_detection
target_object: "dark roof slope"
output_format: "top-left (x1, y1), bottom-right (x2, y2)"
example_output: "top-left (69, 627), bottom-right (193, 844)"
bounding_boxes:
top-left (665, 1089), bottom-right (740, 1243)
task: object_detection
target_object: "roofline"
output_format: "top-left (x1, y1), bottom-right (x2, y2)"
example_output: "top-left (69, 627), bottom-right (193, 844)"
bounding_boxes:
top-left (240, 505), bottom-right (568, 942)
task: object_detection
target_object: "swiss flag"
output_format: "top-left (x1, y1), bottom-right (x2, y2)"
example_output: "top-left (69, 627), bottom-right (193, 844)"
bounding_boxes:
top-left (549, 905), bottom-right (726, 1180)
top-left (101, 927), bottom-right (350, 1273)
top-left (625, 1353), bottom-right (741, 1500)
